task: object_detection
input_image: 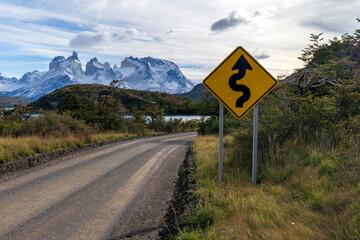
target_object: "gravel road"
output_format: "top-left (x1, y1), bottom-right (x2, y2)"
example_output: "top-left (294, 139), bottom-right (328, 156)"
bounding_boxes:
top-left (0, 132), bottom-right (197, 240)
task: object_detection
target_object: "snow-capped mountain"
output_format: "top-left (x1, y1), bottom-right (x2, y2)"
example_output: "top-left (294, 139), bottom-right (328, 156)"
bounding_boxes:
top-left (0, 52), bottom-right (194, 101)
top-left (0, 73), bottom-right (18, 92)
top-left (118, 56), bottom-right (194, 94)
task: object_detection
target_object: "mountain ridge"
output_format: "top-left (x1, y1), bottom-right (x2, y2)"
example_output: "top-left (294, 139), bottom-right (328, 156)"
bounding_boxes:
top-left (0, 52), bottom-right (195, 101)
top-left (176, 83), bottom-right (208, 102)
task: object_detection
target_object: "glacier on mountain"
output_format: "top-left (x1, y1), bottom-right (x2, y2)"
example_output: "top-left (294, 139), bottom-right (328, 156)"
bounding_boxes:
top-left (0, 52), bottom-right (194, 101)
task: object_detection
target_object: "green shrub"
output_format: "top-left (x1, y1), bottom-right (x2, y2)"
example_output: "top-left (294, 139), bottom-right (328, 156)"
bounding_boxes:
top-left (198, 118), bottom-right (218, 135)
top-left (15, 112), bottom-right (92, 137)
top-left (165, 118), bottom-right (182, 133)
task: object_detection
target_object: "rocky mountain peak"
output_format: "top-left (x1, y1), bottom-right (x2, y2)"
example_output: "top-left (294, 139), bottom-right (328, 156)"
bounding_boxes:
top-left (104, 62), bottom-right (111, 69)
top-left (89, 57), bottom-right (98, 63)
top-left (85, 57), bottom-right (104, 76)
top-left (51, 56), bottom-right (66, 62)
top-left (117, 56), bottom-right (194, 94)
top-left (0, 52), bottom-right (194, 101)
top-left (121, 57), bottom-right (137, 68)
top-left (49, 51), bottom-right (81, 72)
top-left (142, 57), bottom-right (165, 66)
top-left (67, 51), bottom-right (79, 61)
top-left (49, 56), bottom-right (65, 71)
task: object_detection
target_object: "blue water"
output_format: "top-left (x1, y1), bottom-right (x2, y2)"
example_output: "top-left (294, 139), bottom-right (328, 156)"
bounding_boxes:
top-left (125, 115), bottom-right (208, 122)
top-left (3, 108), bottom-right (208, 122)
top-left (163, 115), bottom-right (207, 121)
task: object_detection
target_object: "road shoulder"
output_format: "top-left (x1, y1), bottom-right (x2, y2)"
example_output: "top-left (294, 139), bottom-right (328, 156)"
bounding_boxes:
top-left (107, 143), bottom-right (195, 240)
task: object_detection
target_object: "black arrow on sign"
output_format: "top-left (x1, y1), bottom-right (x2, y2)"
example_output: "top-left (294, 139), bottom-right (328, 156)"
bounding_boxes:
top-left (229, 55), bottom-right (252, 107)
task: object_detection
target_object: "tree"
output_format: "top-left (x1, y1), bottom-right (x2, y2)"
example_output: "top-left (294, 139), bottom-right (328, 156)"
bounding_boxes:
top-left (146, 106), bottom-right (165, 131)
top-left (60, 80), bottom-right (127, 130)
top-left (291, 19), bottom-right (360, 94)
top-left (298, 32), bottom-right (326, 67)
top-left (198, 91), bottom-right (219, 118)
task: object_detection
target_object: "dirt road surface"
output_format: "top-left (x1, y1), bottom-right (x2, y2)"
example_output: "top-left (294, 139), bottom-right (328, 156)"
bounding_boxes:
top-left (0, 132), bottom-right (197, 240)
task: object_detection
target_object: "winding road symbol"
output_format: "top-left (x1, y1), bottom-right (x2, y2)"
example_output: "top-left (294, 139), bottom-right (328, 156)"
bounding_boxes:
top-left (229, 55), bottom-right (252, 107)
top-left (202, 46), bottom-right (278, 119)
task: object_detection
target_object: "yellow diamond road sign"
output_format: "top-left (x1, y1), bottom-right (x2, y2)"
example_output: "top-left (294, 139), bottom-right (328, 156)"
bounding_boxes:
top-left (203, 46), bottom-right (278, 119)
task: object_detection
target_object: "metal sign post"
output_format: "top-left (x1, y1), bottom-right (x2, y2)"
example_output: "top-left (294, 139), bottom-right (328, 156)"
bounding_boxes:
top-left (252, 104), bottom-right (259, 185)
top-left (219, 102), bottom-right (224, 183)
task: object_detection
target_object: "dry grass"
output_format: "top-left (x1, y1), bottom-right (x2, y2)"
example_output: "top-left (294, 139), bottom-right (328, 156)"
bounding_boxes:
top-left (177, 135), bottom-right (360, 240)
top-left (0, 135), bottom-right (87, 164)
top-left (0, 131), bottom-right (158, 164)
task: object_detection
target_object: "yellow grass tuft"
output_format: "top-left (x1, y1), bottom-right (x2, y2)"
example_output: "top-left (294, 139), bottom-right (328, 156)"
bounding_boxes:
top-left (0, 130), bottom-right (158, 165)
top-left (0, 135), bottom-right (85, 164)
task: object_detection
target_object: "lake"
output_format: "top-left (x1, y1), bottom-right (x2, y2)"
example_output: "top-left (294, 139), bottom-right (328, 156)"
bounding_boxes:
top-left (125, 114), bottom-right (208, 122)
top-left (2, 108), bottom-right (208, 122)
top-left (163, 115), bottom-right (207, 121)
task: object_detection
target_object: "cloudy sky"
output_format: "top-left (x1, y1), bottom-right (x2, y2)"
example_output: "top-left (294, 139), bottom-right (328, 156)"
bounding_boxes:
top-left (0, 0), bottom-right (359, 83)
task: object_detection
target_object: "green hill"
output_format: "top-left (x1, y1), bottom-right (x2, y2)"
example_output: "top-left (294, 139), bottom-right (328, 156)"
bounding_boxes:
top-left (176, 83), bottom-right (208, 102)
top-left (0, 96), bottom-right (31, 107)
top-left (29, 84), bottom-right (199, 114)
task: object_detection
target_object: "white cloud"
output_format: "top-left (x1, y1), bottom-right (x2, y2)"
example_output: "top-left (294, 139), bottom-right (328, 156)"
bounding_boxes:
top-left (251, 49), bottom-right (270, 60)
top-left (125, 28), bottom-right (139, 36)
top-left (116, 28), bottom-right (140, 40)
top-left (153, 36), bottom-right (163, 42)
top-left (165, 29), bottom-right (185, 35)
top-left (211, 11), bottom-right (249, 33)
top-left (69, 31), bottom-right (109, 49)
top-left (0, 3), bottom-right (89, 25)
top-left (0, 24), bottom-right (70, 44)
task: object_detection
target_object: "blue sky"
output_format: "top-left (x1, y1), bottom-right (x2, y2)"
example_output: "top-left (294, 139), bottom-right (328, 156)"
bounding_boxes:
top-left (0, 0), bottom-right (359, 83)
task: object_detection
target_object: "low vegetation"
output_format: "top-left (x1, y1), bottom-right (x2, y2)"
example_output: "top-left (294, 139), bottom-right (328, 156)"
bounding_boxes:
top-left (175, 20), bottom-right (360, 239)
top-left (177, 132), bottom-right (360, 239)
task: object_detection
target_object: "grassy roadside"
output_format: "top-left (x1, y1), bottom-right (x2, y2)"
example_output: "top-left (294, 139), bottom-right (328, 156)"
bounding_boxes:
top-left (0, 110), bottom-right (198, 165)
top-left (176, 135), bottom-right (360, 239)
top-left (0, 131), bottom-right (158, 165)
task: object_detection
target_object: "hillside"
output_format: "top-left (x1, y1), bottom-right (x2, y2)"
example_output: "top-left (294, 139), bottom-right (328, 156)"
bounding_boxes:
top-left (0, 96), bottom-right (31, 107)
top-left (176, 83), bottom-right (208, 102)
top-left (30, 84), bottom-right (199, 114)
